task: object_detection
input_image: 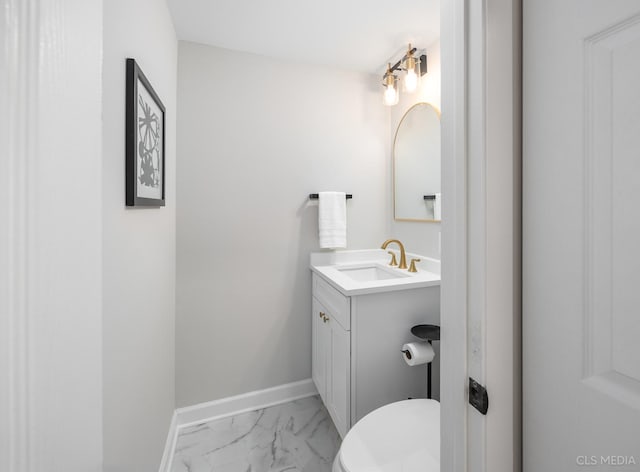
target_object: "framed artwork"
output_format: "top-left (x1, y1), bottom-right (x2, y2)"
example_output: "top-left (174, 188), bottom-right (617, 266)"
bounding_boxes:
top-left (126, 58), bottom-right (165, 207)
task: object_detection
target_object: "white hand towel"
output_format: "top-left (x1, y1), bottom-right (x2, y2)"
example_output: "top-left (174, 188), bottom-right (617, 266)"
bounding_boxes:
top-left (318, 192), bottom-right (347, 248)
top-left (434, 193), bottom-right (442, 220)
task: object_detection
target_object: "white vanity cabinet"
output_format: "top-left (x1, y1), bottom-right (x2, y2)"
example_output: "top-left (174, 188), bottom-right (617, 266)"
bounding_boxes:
top-left (311, 270), bottom-right (440, 438)
top-left (312, 276), bottom-right (351, 438)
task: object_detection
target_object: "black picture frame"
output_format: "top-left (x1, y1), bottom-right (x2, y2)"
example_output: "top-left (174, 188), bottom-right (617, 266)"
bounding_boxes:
top-left (126, 58), bottom-right (166, 207)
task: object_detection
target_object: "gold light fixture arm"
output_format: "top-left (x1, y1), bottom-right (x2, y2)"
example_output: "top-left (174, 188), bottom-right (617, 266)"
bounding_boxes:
top-left (404, 43), bottom-right (416, 71)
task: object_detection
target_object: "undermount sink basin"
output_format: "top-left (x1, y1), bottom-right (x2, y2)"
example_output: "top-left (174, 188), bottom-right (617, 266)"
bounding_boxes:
top-left (337, 265), bottom-right (409, 282)
top-left (310, 249), bottom-right (440, 295)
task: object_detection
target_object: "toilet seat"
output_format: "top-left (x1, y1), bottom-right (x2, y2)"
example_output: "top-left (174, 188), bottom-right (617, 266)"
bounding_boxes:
top-left (335, 399), bottom-right (440, 472)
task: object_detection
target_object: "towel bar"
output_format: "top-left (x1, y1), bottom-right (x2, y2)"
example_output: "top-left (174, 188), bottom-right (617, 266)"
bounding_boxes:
top-left (309, 193), bottom-right (353, 200)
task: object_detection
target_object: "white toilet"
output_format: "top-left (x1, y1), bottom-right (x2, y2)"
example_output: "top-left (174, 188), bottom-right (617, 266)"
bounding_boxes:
top-left (332, 398), bottom-right (440, 472)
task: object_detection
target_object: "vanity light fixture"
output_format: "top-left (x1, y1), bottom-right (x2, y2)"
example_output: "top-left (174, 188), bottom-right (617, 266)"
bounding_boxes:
top-left (382, 43), bottom-right (427, 106)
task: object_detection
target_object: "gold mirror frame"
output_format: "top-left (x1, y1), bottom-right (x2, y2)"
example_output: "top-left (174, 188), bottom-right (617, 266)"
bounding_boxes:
top-left (393, 102), bottom-right (441, 223)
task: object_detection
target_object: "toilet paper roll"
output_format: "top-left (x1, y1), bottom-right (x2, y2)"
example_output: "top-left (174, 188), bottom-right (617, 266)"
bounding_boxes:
top-left (402, 342), bottom-right (435, 366)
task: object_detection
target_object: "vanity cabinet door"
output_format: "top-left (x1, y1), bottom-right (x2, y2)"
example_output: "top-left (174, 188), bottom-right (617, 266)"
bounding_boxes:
top-left (311, 297), bottom-right (328, 403)
top-left (326, 316), bottom-right (350, 438)
top-left (312, 293), bottom-right (351, 438)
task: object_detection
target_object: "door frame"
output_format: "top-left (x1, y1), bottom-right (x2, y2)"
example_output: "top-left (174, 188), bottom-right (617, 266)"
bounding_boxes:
top-left (440, 0), bottom-right (522, 471)
top-left (0, 1), bottom-right (104, 470)
top-left (440, 0), bottom-right (468, 470)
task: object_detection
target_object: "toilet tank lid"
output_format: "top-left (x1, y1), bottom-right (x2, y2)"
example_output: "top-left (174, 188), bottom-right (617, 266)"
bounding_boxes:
top-left (339, 399), bottom-right (440, 472)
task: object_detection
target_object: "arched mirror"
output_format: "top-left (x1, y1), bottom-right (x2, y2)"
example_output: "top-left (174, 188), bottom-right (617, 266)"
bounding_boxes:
top-left (393, 102), bottom-right (441, 222)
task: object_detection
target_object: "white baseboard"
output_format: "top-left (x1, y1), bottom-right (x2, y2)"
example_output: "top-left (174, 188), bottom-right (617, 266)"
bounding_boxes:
top-left (159, 379), bottom-right (317, 472)
top-left (158, 411), bottom-right (178, 472)
top-left (176, 378), bottom-right (317, 428)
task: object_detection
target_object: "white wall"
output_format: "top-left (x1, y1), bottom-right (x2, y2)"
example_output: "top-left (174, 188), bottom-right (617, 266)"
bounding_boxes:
top-left (102, 0), bottom-right (177, 470)
top-left (176, 41), bottom-right (390, 407)
top-left (1, 1), bottom-right (104, 470)
top-left (389, 40), bottom-right (442, 258)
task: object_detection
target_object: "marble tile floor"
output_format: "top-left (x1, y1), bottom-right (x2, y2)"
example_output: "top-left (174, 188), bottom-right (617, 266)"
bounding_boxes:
top-left (171, 395), bottom-right (342, 472)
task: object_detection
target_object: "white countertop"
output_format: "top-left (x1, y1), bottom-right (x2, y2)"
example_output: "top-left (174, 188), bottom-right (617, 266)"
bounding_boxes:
top-left (310, 249), bottom-right (440, 296)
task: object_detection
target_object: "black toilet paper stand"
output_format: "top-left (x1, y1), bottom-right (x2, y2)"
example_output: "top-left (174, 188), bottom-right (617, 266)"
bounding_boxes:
top-left (409, 324), bottom-right (440, 399)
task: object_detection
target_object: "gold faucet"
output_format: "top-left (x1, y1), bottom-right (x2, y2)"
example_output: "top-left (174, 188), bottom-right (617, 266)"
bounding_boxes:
top-left (381, 239), bottom-right (408, 269)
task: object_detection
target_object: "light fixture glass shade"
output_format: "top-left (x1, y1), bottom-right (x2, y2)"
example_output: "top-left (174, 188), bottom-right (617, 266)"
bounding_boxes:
top-left (383, 64), bottom-right (399, 106)
top-left (403, 55), bottom-right (421, 93)
top-left (383, 78), bottom-right (399, 106)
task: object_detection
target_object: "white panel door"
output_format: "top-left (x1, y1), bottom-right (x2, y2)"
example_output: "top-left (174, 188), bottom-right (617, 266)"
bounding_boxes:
top-left (524, 1), bottom-right (640, 470)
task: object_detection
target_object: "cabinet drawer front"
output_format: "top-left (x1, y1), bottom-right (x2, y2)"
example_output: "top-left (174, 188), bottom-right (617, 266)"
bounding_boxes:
top-left (313, 274), bottom-right (350, 330)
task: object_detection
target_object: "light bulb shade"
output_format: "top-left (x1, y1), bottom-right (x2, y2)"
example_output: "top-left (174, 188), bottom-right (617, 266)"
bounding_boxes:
top-left (403, 56), bottom-right (421, 93)
top-left (383, 75), bottom-right (399, 106)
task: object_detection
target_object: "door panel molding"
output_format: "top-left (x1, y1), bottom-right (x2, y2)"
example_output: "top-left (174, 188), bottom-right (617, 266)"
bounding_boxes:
top-left (583, 12), bottom-right (640, 411)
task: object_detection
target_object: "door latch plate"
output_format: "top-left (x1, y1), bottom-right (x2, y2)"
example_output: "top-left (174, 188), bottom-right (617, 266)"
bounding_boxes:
top-left (469, 377), bottom-right (489, 415)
